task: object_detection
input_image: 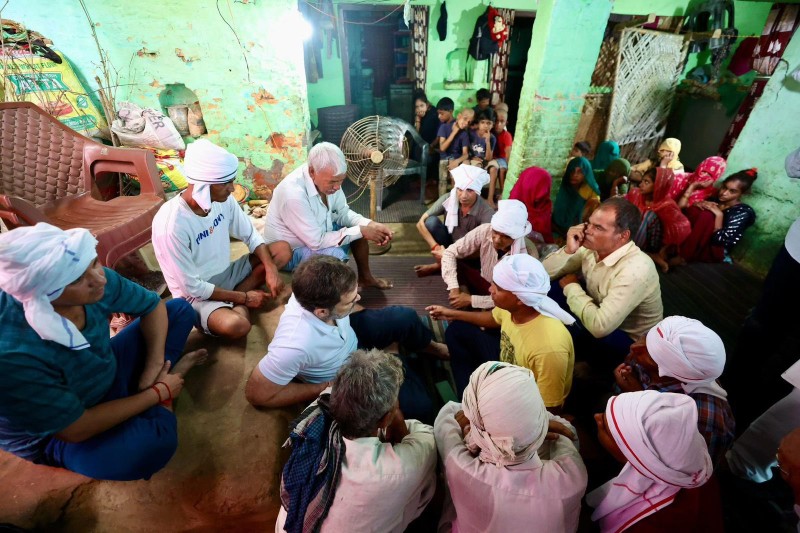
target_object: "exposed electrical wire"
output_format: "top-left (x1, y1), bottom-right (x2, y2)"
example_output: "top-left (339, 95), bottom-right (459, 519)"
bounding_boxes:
top-left (302, 0), bottom-right (404, 26)
top-left (217, 0), bottom-right (251, 82)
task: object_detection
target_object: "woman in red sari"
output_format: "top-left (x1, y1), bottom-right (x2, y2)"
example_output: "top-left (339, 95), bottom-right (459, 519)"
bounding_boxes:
top-left (669, 156), bottom-right (728, 206)
top-left (509, 166), bottom-right (554, 243)
top-left (675, 169), bottom-right (757, 265)
top-left (627, 168), bottom-right (691, 272)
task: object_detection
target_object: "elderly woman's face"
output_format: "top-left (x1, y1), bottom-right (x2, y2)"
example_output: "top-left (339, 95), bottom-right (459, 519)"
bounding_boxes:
top-left (52, 258), bottom-right (107, 306)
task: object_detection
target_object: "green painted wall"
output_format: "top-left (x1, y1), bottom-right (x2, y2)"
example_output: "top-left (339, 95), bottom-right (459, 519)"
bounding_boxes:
top-left (4, 0), bottom-right (310, 199)
top-left (504, 0), bottom-right (613, 192)
top-left (723, 31), bottom-right (800, 276)
top-left (307, 50), bottom-right (346, 126)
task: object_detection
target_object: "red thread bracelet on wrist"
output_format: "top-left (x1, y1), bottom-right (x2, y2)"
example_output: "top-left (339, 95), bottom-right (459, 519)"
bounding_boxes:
top-left (154, 381), bottom-right (173, 405)
top-left (431, 244), bottom-right (438, 251)
top-left (150, 384), bottom-right (164, 403)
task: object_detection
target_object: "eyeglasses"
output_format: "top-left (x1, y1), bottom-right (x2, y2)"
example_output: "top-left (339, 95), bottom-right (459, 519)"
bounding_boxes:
top-left (777, 453), bottom-right (789, 477)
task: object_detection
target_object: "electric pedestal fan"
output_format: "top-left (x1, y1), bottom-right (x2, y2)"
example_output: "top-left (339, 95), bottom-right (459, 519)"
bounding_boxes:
top-left (339, 115), bottom-right (411, 221)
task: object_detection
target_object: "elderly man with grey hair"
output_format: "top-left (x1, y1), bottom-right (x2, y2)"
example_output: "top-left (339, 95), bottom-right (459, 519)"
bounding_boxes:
top-left (264, 141), bottom-right (395, 289)
top-left (275, 349), bottom-right (437, 533)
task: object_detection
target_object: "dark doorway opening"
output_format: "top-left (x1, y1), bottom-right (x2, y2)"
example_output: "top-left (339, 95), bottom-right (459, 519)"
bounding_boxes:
top-left (503, 12), bottom-right (535, 136)
top-left (338, 5), bottom-right (415, 123)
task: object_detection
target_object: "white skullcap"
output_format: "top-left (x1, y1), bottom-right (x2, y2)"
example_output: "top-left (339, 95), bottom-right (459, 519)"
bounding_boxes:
top-left (0, 223), bottom-right (98, 349)
top-left (444, 165), bottom-right (490, 233)
top-left (491, 199), bottom-right (532, 254)
top-left (492, 254), bottom-right (575, 325)
top-left (646, 316), bottom-right (727, 399)
top-left (462, 361), bottom-right (549, 467)
top-left (588, 391), bottom-right (713, 532)
top-left (184, 139), bottom-right (239, 211)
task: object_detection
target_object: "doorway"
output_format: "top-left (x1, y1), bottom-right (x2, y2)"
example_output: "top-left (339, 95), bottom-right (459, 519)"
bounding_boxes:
top-left (338, 5), bottom-right (415, 123)
top-left (503, 12), bottom-right (535, 136)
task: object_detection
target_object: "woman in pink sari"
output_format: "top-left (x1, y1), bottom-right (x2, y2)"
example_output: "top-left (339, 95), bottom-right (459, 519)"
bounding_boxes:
top-left (669, 156), bottom-right (727, 206)
top-left (626, 168), bottom-right (691, 272)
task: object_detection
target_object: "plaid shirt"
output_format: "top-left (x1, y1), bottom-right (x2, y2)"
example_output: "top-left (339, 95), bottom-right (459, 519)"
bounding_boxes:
top-left (629, 362), bottom-right (735, 468)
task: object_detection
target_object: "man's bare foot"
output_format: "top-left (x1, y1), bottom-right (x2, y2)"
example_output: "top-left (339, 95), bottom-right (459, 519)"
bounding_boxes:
top-left (421, 341), bottom-right (450, 360)
top-left (414, 263), bottom-right (440, 278)
top-left (171, 349), bottom-right (210, 377)
top-left (359, 276), bottom-right (393, 290)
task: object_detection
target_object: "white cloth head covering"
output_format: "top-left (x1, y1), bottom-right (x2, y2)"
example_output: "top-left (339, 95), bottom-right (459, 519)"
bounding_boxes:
top-left (492, 254), bottom-right (576, 325)
top-left (184, 139), bottom-right (239, 212)
top-left (646, 316), bottom-right (728, 399)
top-left (461, 361), bottom-right (549, 467)
top-left (491, 199), bottom-right (532, 254)
top-left (587, 391), bottom-right (713, 533)
top-left (444, 164), bottom-right (490, 234)
top-left (0, 223), bottom-right (98, 350)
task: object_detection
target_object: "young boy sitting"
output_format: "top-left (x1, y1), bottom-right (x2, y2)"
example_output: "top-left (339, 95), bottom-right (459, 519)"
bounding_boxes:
top-left (467, 108), bottom-right (497, 206)
top-left (487, 108), bottom-right (513, 209)
top-left (473, 87), bottom-right (491, 115)
top-left (439, 106), bottom-right (472, 171)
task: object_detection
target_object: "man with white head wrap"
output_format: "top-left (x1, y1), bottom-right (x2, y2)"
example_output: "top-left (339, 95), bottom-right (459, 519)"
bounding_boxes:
top-left (439, 198), bottom-right (537, 310)
top-left (413, 164), bottom-right (493, 278)
top-left (589, 391), bottom-right (722, 532)
top-left (0, 223), bottom-right (207, 480)
top-left (434, 361), bottom-right (587, 533)
top-left (264, 142), bottom-right (395, 289)
top-left (428, 254), bottom-right (575, 409)
top-left (612, 316), bottom-right (735, 467)
top-left (152, 139), bottom-right (289, 339)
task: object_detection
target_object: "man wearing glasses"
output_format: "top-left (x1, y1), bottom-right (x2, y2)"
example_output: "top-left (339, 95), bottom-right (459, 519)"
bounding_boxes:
top-left (152, 139), bottom-right (290, 339)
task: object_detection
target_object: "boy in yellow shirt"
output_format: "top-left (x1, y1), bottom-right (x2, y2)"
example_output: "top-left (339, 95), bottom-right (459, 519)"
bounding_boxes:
top-left (427, 254), bottom-right (575, 411)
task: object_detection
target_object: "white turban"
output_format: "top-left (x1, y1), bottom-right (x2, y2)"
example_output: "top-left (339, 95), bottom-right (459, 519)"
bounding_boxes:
top-left (444, 165), bottom-right (490, 233)
top-left (491, 199), bottom-right (532, 254)
top-left (0, 223), bottom-right (98, 349)
top-left (587, 391), bottom-right (713, 532)
top-left (184, 139), bottom-right (239, 212)
top-left (461, 361), bottom-right (549, 467)
top-left (646, 316), bottom-right (728, 399)
top-left (492, 254), bottom-right (575, 325)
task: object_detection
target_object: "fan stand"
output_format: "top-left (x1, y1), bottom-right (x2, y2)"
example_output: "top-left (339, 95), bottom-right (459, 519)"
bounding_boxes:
top-left (368, 164), bottom-right (391, 255)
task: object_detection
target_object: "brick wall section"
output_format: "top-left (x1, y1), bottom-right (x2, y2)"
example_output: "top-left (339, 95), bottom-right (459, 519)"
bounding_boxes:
top-left (504, 0), bottom-right (612, 196)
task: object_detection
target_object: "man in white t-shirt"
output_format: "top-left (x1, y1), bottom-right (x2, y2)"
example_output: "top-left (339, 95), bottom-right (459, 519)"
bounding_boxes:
top-left (245, 255), bottom-right (448, 421)
top-left (263, 142), bottom-right (395, 289)
top-left (152, 140), bottom-right (290, 339)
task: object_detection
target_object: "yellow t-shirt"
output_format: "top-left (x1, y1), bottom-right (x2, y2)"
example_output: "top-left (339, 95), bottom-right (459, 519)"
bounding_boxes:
top-left (492, 307), bottom-right (575, 408)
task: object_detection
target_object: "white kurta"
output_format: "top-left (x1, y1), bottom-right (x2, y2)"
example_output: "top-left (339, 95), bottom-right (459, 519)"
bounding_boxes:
top-left (434, 402), bottom-right (588, 533)
top-left (275, 420), bottom-right (437, 533)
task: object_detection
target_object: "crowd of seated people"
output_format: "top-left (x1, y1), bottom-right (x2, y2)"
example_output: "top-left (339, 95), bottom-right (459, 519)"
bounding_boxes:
top-left (2, 105), bottom-right (798, 533)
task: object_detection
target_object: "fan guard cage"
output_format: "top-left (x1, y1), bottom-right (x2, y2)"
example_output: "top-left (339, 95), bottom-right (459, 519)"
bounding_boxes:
top-left (340, 115), bottom-right (410, 189)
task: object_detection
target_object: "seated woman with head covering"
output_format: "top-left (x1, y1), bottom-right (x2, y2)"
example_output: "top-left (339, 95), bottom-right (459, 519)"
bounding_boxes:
top-left (674, 169), bottom-right (758, 265)
top-left (589, 391), bottom-right (723, 533)
top-left (613, 316), bottom-right (735, 468)
top-left (597, 157), bottom-right (632, 200)
top-left (509, 166), bottom-right (555, 244)
top-left (276, 349), bottom-right (437, 533)
top-left (669, 156), bottom-right (727, 205)
top-left (630, 137), bottom-right (686, 184)
top-left (592, 140), bottom-right (621, 173)
top-left (435, 361), bottom-right (587, 533)
top-left (552, 156), bottom-right (601, 238)
top-left (0, 223), bottom-right (207, 480)
top-left (626, 168), bottom-right (691, 272)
